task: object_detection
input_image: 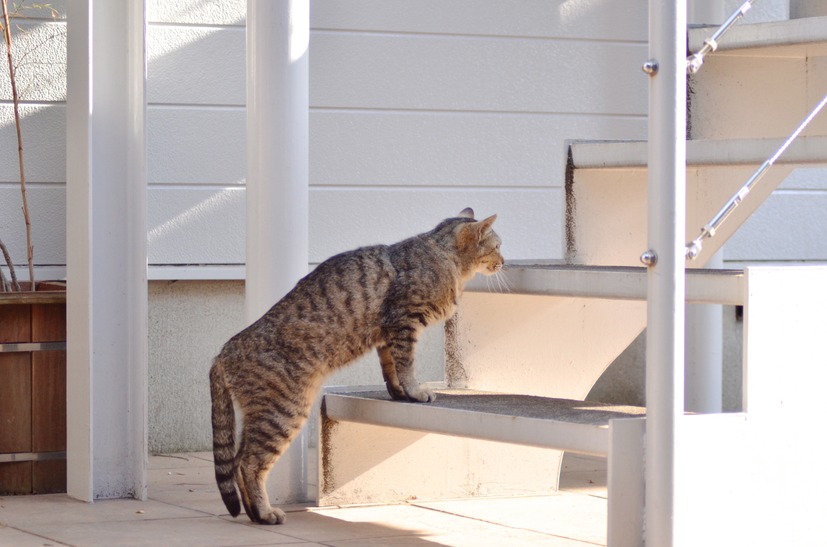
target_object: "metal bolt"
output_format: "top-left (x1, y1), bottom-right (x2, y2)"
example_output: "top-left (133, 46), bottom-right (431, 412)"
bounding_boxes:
top-left (642, 59), bottom-right (659, 75)
top-left (640, 249), bottom-right (658, 266)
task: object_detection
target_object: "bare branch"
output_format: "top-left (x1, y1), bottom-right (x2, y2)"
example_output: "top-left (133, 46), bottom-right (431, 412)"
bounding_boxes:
top-left (2, 0), bottom-right (35, 290)
top-left (0, 237), bottom-right (20, 292)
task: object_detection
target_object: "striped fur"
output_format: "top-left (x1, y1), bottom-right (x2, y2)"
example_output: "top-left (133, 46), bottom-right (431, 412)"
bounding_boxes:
top-left (209, 208), bottom-right (503, 524)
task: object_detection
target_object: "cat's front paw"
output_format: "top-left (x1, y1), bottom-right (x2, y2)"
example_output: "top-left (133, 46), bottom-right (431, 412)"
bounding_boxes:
top-left (385, 381), bottom-right (408, 401)
top-left (404, 384), bottom-right (436, 403)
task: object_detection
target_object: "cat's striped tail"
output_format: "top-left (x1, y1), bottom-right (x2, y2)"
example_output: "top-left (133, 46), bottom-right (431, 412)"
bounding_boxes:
top-left (209, 359), bottom-right (241, 517)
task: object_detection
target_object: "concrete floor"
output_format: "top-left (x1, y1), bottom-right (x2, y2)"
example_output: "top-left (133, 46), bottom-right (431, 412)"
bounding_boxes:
top-left (0, 452), bottom-right (608, 546)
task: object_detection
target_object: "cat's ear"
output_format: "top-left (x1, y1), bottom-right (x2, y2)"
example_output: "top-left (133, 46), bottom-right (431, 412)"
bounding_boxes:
top-left (472, 214), bottom-right (497, 238)
top-left (457, 207), bottom-right (475, 219)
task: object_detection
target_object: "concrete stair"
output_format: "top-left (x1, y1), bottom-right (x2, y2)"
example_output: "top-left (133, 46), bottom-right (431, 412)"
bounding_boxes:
top-left (567, 135), bottom-right (827, 266)
top-left (688, 15), bottom-right (827, 140)
top-left (324, 389), bottom-right (644, 457)
top-left (466, 261), bottom-right (744, 303)
top-left (318, 11), bottom-right (827, 543)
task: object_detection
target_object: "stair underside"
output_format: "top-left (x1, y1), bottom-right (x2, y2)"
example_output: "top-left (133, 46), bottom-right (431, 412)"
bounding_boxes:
top-left (689, 15), bottom-right (827, 57)
top-left (467, 262), bottom-right (744, 305)
top-left (569, 136), bottom-right (827, 170)
top-left (323, 389), bottom-right (645, 457)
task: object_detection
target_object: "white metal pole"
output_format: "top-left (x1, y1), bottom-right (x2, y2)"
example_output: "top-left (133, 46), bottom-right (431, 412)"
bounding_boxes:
top-left (66, 0), bottom-right (148, 501)
top-left (246, 0), bottom-right (310, 502)
top-left (644, 0), bottom-right (687, 544)
top-left (685, 250), bottom-right (723, 413)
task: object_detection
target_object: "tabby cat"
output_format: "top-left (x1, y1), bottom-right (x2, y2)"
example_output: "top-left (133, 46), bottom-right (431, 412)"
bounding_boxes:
top-left (210, 207), bottom-right (503, 524)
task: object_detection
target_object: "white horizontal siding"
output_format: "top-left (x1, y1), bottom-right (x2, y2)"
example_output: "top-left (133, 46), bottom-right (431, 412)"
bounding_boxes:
top-left (312, 0), bottom-right (647, 41)
top-left (147, 25), bottom-right (244, 106)
top-left (0, 21), bottom-right (66, 102)
top-left (142, 2), bottom-right (648, 276)
top-left (0, 104), bottom-right (66, 183)
top-left (144, 186), bottom-right (562, 265)
top-left (311, 111), bottom-right (645, 188)
top-left (4, 1), bottom-right (655, 277)
top-left (148, 0), bottom-right (245, 26)
top-left (148, 107), bottom-right (646, 189)
top-left (309, 32), bottom-right (646, 115)
top-left (2, 0), bottom-right (807, 279)
top-left (147, 25), bottom-right (647, 115)
top-left (726, 190), bottom-right (827, 262)
top-left (0, 185), bottom-right (65, 266)
top-left (148, 107), bottom-right (245, 184)
top-left (310, 187), bottom-right (563, 261)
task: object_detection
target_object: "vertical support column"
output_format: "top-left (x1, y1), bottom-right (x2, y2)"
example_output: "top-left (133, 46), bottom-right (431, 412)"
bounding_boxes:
top-left (66, 0), bottom-right (147, 500)
top-left (246, 0), bottom-right (309, 503)
top-left (685, 250), bottom-right (723, 413)
top-left (645, 0), bottom-right (687, 545)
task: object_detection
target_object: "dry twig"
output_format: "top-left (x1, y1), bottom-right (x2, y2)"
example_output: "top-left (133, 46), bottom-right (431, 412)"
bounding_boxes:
top-left (1, 0), bottom-right (36, 290)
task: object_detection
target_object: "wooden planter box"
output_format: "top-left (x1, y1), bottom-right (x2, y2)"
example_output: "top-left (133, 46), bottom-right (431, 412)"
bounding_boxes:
top-left (0, 283), bottom-right (66, 495)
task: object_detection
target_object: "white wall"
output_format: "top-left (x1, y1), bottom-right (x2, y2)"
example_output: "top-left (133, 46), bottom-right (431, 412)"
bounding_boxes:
top-left (145, 0), bottom-right (649, 274)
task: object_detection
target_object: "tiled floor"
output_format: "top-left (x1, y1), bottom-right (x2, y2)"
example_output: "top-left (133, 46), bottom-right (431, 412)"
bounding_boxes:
top-left (0, 453), bottom-right (608, 546)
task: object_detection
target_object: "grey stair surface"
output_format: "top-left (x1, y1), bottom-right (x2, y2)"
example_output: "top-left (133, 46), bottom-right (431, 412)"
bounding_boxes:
top-left (323, 389), bottom-right (645, 457)
top-left (689, 15), bottom-right (827, 55)
top-left (466, 261), bottom-right (745, 305)
top-left (569, 136), bottom-right (827, 170)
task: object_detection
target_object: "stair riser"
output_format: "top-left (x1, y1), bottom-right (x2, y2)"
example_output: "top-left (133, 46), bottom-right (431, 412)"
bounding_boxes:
top-left (450, 293), bottom-right (646, 401)
top-left (690, 50), bottom-right (827, 140)
top-left (568, 165), bottom-right (793, 266)
top-left (319, 420), bottom-right (563, 505)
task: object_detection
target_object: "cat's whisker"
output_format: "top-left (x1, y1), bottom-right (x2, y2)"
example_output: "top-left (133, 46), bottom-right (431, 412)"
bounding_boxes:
top-left (494, 270), bottom-right (512, 294)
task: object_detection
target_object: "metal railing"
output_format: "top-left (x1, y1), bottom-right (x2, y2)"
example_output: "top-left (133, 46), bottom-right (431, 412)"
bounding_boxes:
top-left (682, 0), bottom-right (827, 260)
top-left (686, 0), bottom-right (757, 74)
top-left (686, 93), bottom-right (827, 260)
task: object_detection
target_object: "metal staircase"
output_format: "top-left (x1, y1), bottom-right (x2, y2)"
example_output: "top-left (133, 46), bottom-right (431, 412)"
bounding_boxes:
top-left (317, 7), bottom-right (827, 545)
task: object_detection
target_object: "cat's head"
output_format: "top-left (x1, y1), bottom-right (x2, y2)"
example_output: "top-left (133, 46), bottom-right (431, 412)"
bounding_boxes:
top-left (452, 207), bottom-right (504, 277)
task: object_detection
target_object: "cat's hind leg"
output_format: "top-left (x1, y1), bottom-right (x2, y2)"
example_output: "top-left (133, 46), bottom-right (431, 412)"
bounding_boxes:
top-left (234, 415), bottom-right (289, 524)
top-left (378, 346), bottom-right (406, 400)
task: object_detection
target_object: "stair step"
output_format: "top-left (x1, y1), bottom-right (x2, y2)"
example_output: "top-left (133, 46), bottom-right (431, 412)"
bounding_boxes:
top-left (467, 262), bottom-right (744, 305)
top-left (570, 136), bottom-right (827, 170)
top-left (323, 389), bottom-right (645, 457)
top-left (689, 15), bottom-right (827, 57)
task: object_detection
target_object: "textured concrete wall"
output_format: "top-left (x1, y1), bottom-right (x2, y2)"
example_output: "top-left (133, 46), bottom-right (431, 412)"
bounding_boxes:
top-left (148, 281), bottom-right (245, 452)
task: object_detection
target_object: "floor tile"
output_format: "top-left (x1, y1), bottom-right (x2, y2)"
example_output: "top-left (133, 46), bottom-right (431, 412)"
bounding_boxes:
top-left (0, 524), bottom-right (72, 547)
top-left (149, 453), bottom-right (213, 470)
top-left (148, 463), bottom-right (228, 516)
top-left (558, 454), bottom-right (608, 498)
top-left (1, 452), bottom-right (610, 546)
top-left (413, 494), bottom-right (606, 546)
top-left (28, 515), bottom-right (305, 547)
top-left (245, 507), bottom-right (433, 543)
top-left (0, 495), bottom-right (206, 528)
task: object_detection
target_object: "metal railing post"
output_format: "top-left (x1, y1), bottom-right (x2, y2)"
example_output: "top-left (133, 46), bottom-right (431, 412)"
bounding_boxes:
top-left (643, 0), bottom-right (687, 544)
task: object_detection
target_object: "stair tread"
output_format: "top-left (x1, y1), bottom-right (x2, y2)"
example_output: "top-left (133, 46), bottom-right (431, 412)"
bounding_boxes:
top-left (466, 261), bottom-right (744, 305)
top-left (569, 135), bottom-right (827, 170)
top-left (323, 388), bottom-right (645, 456)
top-left (689, 15), bottom-right (827, 56)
